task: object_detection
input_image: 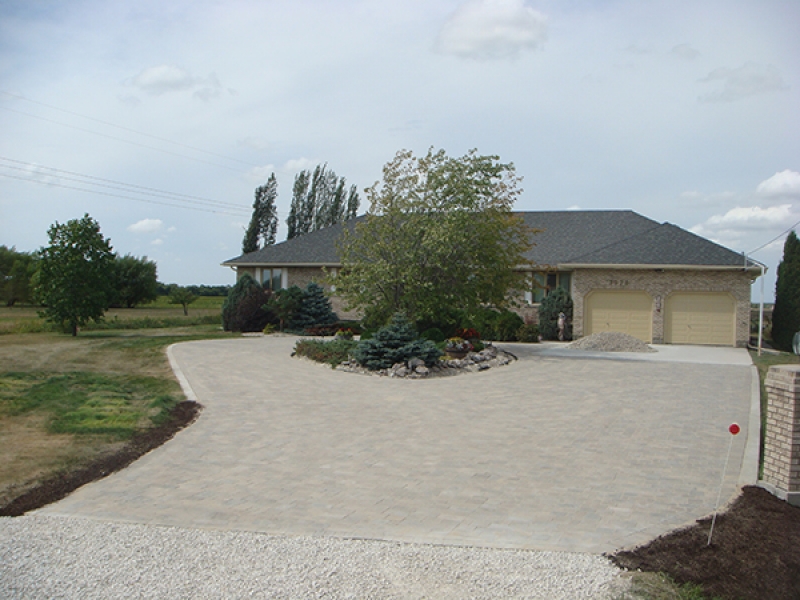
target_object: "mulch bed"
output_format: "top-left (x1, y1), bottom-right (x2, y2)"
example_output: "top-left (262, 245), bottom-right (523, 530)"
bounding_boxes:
top-left (611, 486), bottom-right (800, 600)
top-left (0, 401), bottom-right (202, 517)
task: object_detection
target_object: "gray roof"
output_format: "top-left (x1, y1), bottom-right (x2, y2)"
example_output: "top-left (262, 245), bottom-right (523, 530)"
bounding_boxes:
top-left (223, 210), bottom-right (758, 269)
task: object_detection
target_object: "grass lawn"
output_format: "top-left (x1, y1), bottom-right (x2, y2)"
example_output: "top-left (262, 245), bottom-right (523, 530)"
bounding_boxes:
top-left (0, 323), bottom-right (234, 507)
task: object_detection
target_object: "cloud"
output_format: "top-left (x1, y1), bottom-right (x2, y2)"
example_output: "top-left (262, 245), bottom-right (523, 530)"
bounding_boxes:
top-left (130, 65), bottom-right (224, 100)
top-left (435, 0), bottom-right (547, 60)
top-left (671, 44), bottom-right (700, 60)
top-left (756, 170), bottom-right (800, 198)
top-left (246, 164), bottom-right (276, 183)
top-left (127, 218), bottom-right (163, 234)
top-left (699, 63), bottom-right (789, 102)
top-left (282, 157), bottom-right (317, 172)
top-left (691, 204), bottom-right (797, 249)
top-left (151, 238), bottom-right (164, 246)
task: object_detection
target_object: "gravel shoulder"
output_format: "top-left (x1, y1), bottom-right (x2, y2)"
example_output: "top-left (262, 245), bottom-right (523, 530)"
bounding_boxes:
top-left (0, 515), bottom-right (629, 599)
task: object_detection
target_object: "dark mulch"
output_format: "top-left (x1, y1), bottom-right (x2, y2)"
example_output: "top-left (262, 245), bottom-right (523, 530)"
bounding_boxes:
top-left (0, 401), bottom-right (202, 517)
top-left (612, 486), bottom-right (800, 600)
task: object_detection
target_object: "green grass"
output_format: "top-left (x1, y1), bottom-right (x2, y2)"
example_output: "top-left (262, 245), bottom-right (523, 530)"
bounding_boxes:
top-left (616, 572), bottom-right (722, 600)
top-left (0, 371), bottom-right (180, 438)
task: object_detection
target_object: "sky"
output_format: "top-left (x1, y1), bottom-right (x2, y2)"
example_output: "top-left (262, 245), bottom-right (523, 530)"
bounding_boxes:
top-left (0, 0), bottom-right (798, 300)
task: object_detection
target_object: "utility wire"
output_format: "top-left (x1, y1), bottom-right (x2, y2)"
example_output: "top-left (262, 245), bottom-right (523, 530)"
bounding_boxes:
top-left (0, 105), bottom-right (246, 173)
top-left (0, 90), bottom-right (259, 168)
top-left (0, 171), bottom-right (249, 216)
top-left (0, 157), bottom-right (249, 211)
top-left (748, 218), bottom-right (800, 255)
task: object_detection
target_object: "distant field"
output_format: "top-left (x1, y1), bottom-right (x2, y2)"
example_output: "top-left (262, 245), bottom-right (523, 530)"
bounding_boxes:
top-left (0, 296), bottom-right (224, 335)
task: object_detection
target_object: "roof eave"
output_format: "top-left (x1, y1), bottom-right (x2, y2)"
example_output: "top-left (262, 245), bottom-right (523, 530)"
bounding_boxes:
top-left (559, 262), bottom-right (764, 274)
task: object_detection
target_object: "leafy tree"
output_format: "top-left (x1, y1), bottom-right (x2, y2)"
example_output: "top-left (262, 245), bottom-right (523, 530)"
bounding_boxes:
top-left (538, 287), bottom-right (573, 341)
top-left (111, 254), bottom-right (158, 308)
top-left (291, 282), bottom-right (338, 330)
top-left (36, 214), bottom-right (115, 336)
top-left (0, 246), bottom-right (37, 307)
top-left (286, 164), bottom-right (359, 239)
top-left (353, 313), bottom-right (441, 370)
top-left (168, 285), bottom-right (197, 316)
top-left (222, 273), bottom-right (276, 332)
top-left (772, 231), bottom-right (800, 351)
top-left (242, 174), bottom-right (279, 253)
top-left (335, 148), bottom-right (533, 325)
top-left (265, 285), bottom-right (304, 331)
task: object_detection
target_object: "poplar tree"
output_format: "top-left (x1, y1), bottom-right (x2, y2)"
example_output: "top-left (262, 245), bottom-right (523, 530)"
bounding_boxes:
top-left (772, 230), bottom-right (800, 351)
top-left (242, 174), bottom-right (279, 253)
top-left (286, 164), bottom-right (359, 239)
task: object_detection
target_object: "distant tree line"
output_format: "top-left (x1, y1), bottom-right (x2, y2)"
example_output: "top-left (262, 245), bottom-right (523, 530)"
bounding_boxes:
top-left (155, 283), bottom-right (231, 297)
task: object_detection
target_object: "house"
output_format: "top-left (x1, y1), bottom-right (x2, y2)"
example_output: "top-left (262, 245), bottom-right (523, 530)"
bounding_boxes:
top-left (222, 210), bottom-right (764, 347)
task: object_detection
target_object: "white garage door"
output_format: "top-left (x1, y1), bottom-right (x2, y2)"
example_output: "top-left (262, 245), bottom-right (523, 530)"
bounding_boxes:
top-left (585, 290), bottom-right (653, 343)
top-left (665, 292), bottom-right (735, 346)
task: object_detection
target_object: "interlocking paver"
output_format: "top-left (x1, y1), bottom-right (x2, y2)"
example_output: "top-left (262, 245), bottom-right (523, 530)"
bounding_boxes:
top-left (37, 336), bottom-right (753, 553)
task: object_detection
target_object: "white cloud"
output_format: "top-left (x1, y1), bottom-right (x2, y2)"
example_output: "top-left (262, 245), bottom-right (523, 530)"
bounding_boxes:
top-left (167, 226), bottom-right (177, 233)
top-left (435, 0), bottom-right (548, 60)
top-left (706, 204), bottom-right (794, 228)
top-left (127, 218), bottom-right (163, 234)
top-left (756, 170), bottom-right (800, 198)
top-left (282, 157), bottom-right (317, 173)
top-left (246, 164), bottom-right (276, 183)
top-left (671, 44), bottom-right (700, 60)
top-left (130, 65), bottom-right (224, 100)
top-left (699, 63), bottom-right (789, 102)
top-left (151, 238), bottom-right (164, 246)
top-left (691, 204), bottom-right (796, 250)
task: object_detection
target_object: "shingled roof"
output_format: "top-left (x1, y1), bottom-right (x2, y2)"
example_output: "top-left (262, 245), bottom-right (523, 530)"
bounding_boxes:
top-left (223, 210), bottom-right (758, 270)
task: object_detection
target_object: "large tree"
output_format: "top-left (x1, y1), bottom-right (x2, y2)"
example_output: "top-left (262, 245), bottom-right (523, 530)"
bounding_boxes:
top-left (242, 173), bottom-right (279, 253)
top-left (772, 230), bottom-right (800, 351)
top-left (286, 164), bottom-right (359, 239)
top-left (110, 254), bottom-right (158, 308)
top-left (36, 214), bottom-right (115, 336)
top-left (334, 148), bottom-right (533, 325)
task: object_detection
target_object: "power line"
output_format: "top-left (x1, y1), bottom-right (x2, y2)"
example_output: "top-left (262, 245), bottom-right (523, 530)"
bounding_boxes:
top-left (0, 157), bottom-right (250, 212)
top-left (0, 89), bottom-right (260, 168)
top-left (0, 171), bottom-right (249, 216)
top-left (748, 219), bottom-right (800, 255)
top-left (0, 104), bottom-right (246, 173)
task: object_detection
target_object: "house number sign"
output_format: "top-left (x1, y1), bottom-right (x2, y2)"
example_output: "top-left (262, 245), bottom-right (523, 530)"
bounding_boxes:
top-left (607, 279), bottom-right (630, 287)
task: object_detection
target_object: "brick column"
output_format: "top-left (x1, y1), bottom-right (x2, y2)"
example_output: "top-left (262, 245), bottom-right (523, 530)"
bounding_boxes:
top-left (761, 364), bottom-right (800, 506)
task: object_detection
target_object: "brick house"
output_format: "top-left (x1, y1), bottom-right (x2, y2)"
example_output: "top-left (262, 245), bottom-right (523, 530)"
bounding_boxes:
top-left (222, 210), bottom-right (763, 347)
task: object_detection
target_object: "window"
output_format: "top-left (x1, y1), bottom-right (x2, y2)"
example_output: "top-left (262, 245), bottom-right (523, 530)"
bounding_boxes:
top-left (261, 268), bottom-right (282, 291)
top-left (530, 271), bottom-right (571, 303)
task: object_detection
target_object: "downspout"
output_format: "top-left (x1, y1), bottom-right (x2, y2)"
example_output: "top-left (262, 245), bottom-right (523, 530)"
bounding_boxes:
top-left (758, 262), bottom-right (765, 356)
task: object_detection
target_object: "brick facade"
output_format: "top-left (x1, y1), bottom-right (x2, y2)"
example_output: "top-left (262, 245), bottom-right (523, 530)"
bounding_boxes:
top-left (761, 365), bottom-right (800, 506)
top-left (570, 268), bottom-right (751, 346)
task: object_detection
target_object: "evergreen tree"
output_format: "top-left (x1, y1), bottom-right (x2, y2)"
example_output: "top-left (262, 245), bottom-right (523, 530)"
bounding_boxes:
top-left (538, 287), bottom-right (573, 341)
top-left (353, 313), bottom-right (441, 370)
top-left (291, 282), bottom-right (338, 329)
top-left (222, 273), bottom-right (275, 332)
top-left (772, 231), bottom-right (800, 351)
top-left (286, 164), bottom-right (359, 240)
top-left (242, 174), bottom-right (279, 253)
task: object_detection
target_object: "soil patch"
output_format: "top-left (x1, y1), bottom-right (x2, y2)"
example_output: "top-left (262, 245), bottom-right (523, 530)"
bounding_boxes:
top-left (0, 401), bottom-right (201, 517)
top-left (612, 486), bottom-right (800, 600)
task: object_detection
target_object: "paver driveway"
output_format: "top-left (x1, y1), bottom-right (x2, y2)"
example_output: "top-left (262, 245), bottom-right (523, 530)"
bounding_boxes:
top-left (38, 336), bottom-right (753, 553)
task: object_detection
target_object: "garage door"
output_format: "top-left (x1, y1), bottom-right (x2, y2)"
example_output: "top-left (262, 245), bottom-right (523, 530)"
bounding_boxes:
top-left (585, 290), bottom-right (653, 343)
top-left (665, 292), bottom-right (735, 346)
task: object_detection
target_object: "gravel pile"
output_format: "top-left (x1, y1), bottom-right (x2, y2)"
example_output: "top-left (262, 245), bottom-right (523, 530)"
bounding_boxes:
top-left (1, 515), bottom-right (629, 599)
top-left (569, 332), bottom-right (655, 353)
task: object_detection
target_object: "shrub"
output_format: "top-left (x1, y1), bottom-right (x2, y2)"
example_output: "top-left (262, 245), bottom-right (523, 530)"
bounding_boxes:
top-left (517, 322), bottom-right (540, 343)
top-left (222, 274), bottom-right (276, 332)
top-left (421, 327), bottom-right (446, 343)
top-left (303, 324), bottom-right (339, 336)
top-left (295, 338), bottom-right (358, 367)
top-left (538, 287), bottom-right (573, 340)
top-left (457, 327), bottom-right (481, 341)
top-left (468, 307), bottom-right (524, 341)
top-left (354, 313), bottom-right (442, 370)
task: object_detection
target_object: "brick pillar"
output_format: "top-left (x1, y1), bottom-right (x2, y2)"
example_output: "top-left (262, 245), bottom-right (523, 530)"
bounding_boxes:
top-left (761, 364), bottom-right (800, 506)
